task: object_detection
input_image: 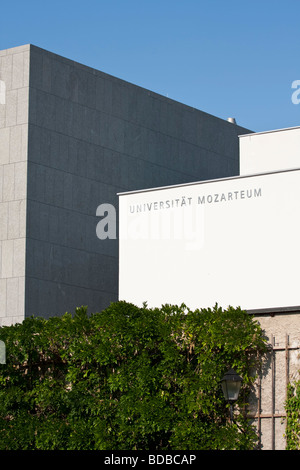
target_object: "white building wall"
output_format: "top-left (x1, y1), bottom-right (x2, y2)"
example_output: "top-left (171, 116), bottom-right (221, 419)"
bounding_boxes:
top-left (119, 168), bottom-right (300, 312)
top-left (239, 126), bottom-right (300, 175)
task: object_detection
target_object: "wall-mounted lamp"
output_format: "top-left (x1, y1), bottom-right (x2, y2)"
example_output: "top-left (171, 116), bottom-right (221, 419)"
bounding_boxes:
top-left (221, 368), bottom-right (243, 422)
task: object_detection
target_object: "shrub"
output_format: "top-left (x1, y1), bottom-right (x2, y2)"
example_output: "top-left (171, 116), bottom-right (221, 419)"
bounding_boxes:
top-left (0, 302), bottom-right (267, 450)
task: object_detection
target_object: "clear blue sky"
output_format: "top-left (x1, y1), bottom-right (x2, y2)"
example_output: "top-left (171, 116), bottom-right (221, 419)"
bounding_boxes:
top-left (1, 0), bottom-right (299, 132)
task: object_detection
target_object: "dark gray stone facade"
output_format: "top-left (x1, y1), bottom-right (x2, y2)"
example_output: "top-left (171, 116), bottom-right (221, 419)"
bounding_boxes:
top-left (0, 44), bottom-right (251, 323)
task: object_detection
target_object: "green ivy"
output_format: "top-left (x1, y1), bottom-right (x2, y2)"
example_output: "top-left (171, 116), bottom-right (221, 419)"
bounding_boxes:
top-left (285, 381), bottom-right (300, 449)
top-left (0, 302), bottom-right (267, 450)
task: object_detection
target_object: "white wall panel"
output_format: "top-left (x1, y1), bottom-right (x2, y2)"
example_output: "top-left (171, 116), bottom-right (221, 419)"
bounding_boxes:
top-left (240, 127), bottom-right (300, 175)
top-left (119, 169), bottom-right (300, 311)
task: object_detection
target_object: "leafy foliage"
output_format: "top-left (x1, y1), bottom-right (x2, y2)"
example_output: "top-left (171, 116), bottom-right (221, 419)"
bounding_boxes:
top-left (0, 302), bottom-right (267, 450)
top-left (285, 381), bottom-right (300, 449)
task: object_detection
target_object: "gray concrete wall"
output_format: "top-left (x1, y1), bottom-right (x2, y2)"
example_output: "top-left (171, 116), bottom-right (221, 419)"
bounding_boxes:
top-left (0, 45), bottom-right (30, 326)
top-left (25, 45), bottom-right (250, 318)
top-left (1, 44), bottom-right (251, 321)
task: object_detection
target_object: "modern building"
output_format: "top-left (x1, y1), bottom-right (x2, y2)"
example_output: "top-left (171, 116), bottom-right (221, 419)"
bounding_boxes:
top-left (0, 44), bottom-right (250, 325)
top-left (1, 43), bottom-right (299, 450)
top-left (118, 125), bottom-right (300, 449)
